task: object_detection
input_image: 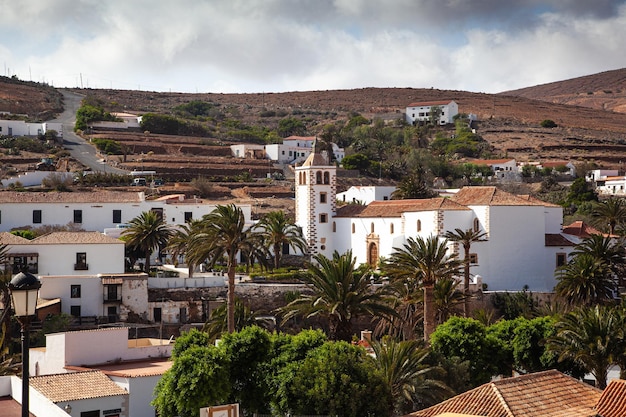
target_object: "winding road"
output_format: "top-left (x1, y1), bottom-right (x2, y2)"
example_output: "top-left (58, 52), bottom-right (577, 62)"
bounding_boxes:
top-left (51, 90), bottom-right (127, 174)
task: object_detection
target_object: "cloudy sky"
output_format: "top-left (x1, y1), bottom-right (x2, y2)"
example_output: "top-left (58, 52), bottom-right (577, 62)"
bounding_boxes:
top-left (2, 0), bottom-right (626, 94)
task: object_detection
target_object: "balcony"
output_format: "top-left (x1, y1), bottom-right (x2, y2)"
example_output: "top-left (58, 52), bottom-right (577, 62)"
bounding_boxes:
top-left (74, 263), bottom-right (89, 271)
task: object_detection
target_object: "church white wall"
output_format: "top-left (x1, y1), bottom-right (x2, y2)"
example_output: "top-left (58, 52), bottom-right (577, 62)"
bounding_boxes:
top-left (544, 206), bottom-right (564, 233)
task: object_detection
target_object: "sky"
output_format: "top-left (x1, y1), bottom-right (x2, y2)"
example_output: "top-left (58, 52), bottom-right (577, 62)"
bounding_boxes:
top-left (2, 0), bottom-right (626, 94)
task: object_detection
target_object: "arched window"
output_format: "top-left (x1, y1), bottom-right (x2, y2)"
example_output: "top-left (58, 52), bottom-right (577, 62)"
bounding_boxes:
top-left (371, 222), bottom-right (375, 233)
top-left (323, 171), bottom-right (330, 184)
top-left (316, 171), bottom-right (322, 184)
top-left (352, 223), bottom-right (355, 234)
top-left (417, 219), bottom-right (422, 232)
top-left (390, 223), bottom-right (394, 234)
top-left (333, 222), bottom-right (336, 233)
top-left (473, 218), bottom-right (480, 232)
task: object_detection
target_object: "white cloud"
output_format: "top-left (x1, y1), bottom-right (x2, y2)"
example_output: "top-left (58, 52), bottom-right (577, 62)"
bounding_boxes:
top-left (1, 0), bottom-right (626, 93)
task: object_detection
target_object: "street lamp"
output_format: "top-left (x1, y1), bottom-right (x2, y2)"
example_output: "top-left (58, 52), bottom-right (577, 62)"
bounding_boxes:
top-left (8, 271), bottom-right (42, 417)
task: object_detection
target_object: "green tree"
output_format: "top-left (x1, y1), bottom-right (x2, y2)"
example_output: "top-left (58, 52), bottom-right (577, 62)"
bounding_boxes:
top-left (255, 211), bottom-right (307, 270)
top-left (444, 228), bottom-right (487, 317)
top-left (341, 153), bottom-right (371, 172)
top-left (122, 211), bottom-right (172, 273)
top-left (384, 236), bottom-right (461, 342)
top-left (430, 316), bottom-right (504, 386)
top-left (433, 277), bottom-right (464, 324)
top-left (166, 220), bottom-right (202, 277)
top-left (186, 204), bottom-right (262, 333)
top-left (152, 345), bottom-right (231, 417)
top-left (548, 305), bottom-right (622, 389)
top-left (593, 198), bottom-right (626, 235)
top-left (372, 337), bottom-right (451, 415)
top-left (277, 117), bottom-right (306, 137)
top-left (555, 253), bottom-right (616, 306)
top-left (280, 250), bottom-right (395, 341)
top-left (274, 341), bottom-right (392, 417)
top-left (566, 177), bottom-right (598, 208)
top-left (391, 168), bottom-right (437, 200)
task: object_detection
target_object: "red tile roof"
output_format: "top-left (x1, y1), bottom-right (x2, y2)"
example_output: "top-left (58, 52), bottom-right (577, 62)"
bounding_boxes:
top-left (545, 234), bottom-right (576, 246)
top-left (562, 221), bottom-right (612, 238)
top-left (0, 232), bottom-right (30, 244)
top-left (29, 370), bottom-right (128, 402)
top-left (407, 370), bottom-right (602, 417)
top-left (407, 100), bottom-right (455, 107)
top-left (450, 187), bottom-right (545, 206)
top-left (30, 232), bottom-right (124, 245)
top-left (350, 198), bottom-right (470, 218)
top-left (595, 379), bottom-right (626, 417)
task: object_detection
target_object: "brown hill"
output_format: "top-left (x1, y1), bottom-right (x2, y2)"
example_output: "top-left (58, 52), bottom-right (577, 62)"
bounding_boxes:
top-left (501, 67), bottom-right (626, 113)
top-left (0, 76), bottom-right (63, 119)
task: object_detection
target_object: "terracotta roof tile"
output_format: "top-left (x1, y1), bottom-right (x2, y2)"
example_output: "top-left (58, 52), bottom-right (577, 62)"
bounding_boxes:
top-left (545, 234), bottom-right (575, 246)
top-left (30, 232), bottom-right (124, 245)
top-left (335, 204), bottom-right (369, 218)
top-left (0, 232), bottom-right (30, 245)
top-left (595, 379), bottom-right (626, 417)
top-left (450, 187), bottom-right (545, 206)
top-left (408, 370), bottom-right (602, 417)
top-left (351, 198), bottom-right (470, 218)
top-left (68, 358), bottom-right (173, 378)
top-left (562, 221), bottom-right (612, 238)
top-left (29, 370), bottom-right (128, 402)
top-left (0, 191), bottom-right (144, 204)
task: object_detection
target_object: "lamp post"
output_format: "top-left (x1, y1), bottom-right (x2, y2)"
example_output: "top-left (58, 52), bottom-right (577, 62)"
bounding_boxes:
top-left (8, 271), bottom-right (42, 417)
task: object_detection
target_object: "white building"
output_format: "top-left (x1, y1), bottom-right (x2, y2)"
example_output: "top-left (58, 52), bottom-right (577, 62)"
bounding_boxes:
top-left (337, 186), bottom-right (396, 205)
top-left (90, 112), bottom-right (142, 130)
top-left (296, 147), bottom-right (575, 292)
top-left (30, 327), bottom-right (173, 417)
top-left (593, 175), bottom-right (626, 195)
top-left (0, 120), bottom-right (63, 137)
top-left (405, 100), bottom-right (458, 125)
top-left (231, 136), bottom-right (345, 165)
top-left (0, 191), bottom-right (251, 233)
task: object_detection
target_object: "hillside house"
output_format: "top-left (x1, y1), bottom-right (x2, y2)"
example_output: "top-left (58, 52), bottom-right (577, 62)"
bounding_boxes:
top-left (405, 100), bottom-right (458, 125)
top-left (231, 135), bottom-right (345, 165)
top-left (0, 120), bottom-right (63, 137)
top-left (337, 186), bottom-right (396, 205)
top-left (0, 191), bottom-right (252, 233)
top-left (30, 327), bottom-right (173, 417)
top-left (90, 112), bottom-right (142, 130)
top-left (296, 146), bottom-right (575, 292)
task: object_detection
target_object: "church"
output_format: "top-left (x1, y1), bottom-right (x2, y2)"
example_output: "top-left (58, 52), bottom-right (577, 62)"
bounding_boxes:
top-left (295, 144), bottom-right (576, 293)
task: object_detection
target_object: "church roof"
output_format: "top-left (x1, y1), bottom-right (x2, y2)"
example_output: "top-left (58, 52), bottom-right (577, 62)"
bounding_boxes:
top-left (450, 186), bottom-right (545, 206)
top-left (300, 138), bottom-right (329, 167)
top-left (341, 198), bottom-right (469, 218)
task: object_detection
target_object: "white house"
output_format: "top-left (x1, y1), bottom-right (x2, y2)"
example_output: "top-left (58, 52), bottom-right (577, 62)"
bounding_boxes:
top-left (231, 136), bottom-right (345, 165)
top-left (405, 100), bottom-right (458, 125)
top-left (30, 327), bottom-right (173, 417)
top-left (586, 169), bottom-right (619, 183)
top-left (336, 186), bottom-right (396, 205)
top-left (0, 120), bottom-right (63, 137)
top-left (90, 112), bottom-right (142, 130)
top-left (295, 147), bottom-right (575, 292)
top-left (594, 175), bottom-right (626, 195)
top-left (471, 158), bottom-right (520, 181)
top-left (0, 191), bottom-right (251, 233)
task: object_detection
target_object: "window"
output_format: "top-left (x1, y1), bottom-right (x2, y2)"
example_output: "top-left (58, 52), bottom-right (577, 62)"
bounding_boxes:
top-left (184, 212), bottom-right (193, 222)
top-left (33, 210), bottom-right (42, 224)
top-left (112, 209), bottom-right (122, 223)
top-left (316, 171), bottom-right (322, 183)
top-left (320, 213), bottom-right (328, 223)
top-left (352, 223), bottom-right (355, 234)
top-left (473, 218), bottom-right (480, 232)
top-left (371, 222), bottom-right (375, 233)
top-left (469, 253), bottom-right (478, 264)
top-left (320, 193), bottom-right (327, 203)
top-left (70, 305), bottom-right (81, 317)
top-left (417, 219), bottom-right (422, 232)
top-left (556, 253), bottom-right (567, 267)
top-left (73, 209), bottom-right (82, 224)
top-left (323, 172), bottom-right (330, 184)
top-left (332, 222), bottom-right (336, 232)
top-left (0, 209), bottom-right (2, 223)
top-left (154, 307), bottom-right (162, 322)
top-left (105, 284), bottom-right (120, 301)
top-left (75, 253), bottom-right (88, 270)
top-left (390, 223), bottom-right (394, 234)
top-left (71, 285), bottom-right (81, 298)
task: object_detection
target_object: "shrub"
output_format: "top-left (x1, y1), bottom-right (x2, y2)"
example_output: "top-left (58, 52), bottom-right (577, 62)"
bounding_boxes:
top-left (540, 119), bottom-right (557, 128)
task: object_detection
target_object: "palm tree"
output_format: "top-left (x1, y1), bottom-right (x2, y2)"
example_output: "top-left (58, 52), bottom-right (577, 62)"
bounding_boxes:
top-left (570, 234), bottom-right (625, 275)
top-left (280, 250), bottom-right (396, 341)
top-left (592, 197), bottom-right (626, 235)
top-left (384, 236), bottom-right (461, 342)
top-left (444, 228), bottom-right (487, 317)
top-left (202, 298), bottom-right (274, 341)
top-left (122, 211), bottom-right (172, 273)
top-left (371, 337), bottom-right (452, 415)
top-left (255, 210), bottom-right (307, 270)
top-left (433, 277), bottom-right (464, 324)
top-left (555, 253), bottom-right (616, 306)
top-left (166, 220), bottom-right (202, 277)
top-left (185, 204), bottom-right (261, 334)
top-left (548, 305), bottom-right (621, 389)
